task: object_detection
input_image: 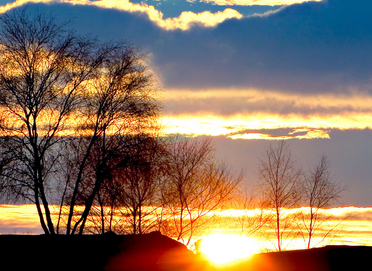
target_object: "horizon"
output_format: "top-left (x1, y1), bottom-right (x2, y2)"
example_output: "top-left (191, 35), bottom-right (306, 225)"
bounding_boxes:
top-left (1, 204), bottom-right (372, 249)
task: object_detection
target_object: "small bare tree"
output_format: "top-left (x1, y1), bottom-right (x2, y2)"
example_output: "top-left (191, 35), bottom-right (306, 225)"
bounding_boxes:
top-left (103, 134), bottom-right (165, 235)
top-left (162, 137), bottom-right (242, 246)
top-left (80, 132), bottom-right (164, 235)
top-left (63, 44), bottom-right (160, 235)
top-left (299, 155), bottom-right (345, 249)
top-left (258, 141), bottom-right (302, 251)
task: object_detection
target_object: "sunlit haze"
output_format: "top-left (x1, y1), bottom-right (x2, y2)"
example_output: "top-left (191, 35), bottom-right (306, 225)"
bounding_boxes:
top-left (1, 205), bottom-right (372, 251)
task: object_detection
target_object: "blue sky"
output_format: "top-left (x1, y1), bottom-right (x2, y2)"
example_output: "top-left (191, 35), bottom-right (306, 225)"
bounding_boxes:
top-left (0, 0), bottom-right (372, 206)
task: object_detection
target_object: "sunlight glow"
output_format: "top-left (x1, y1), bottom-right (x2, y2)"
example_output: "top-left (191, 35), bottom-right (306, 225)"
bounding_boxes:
top-left (199, 234), bottom-right (260, 264)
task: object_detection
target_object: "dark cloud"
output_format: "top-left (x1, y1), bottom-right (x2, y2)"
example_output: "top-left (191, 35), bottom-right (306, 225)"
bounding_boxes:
top-left (10, 0), bottom-right (372, 94)
top-left (150, 0), bottom-right (372, 93)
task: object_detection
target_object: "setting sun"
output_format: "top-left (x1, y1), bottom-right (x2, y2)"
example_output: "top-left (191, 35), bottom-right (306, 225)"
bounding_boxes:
top-left (198, 234), bottom-right (260, 264)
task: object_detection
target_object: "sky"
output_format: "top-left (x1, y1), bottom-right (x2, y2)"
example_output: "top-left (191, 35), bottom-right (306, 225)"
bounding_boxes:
top-left (0, 0), bottom-right (371, 206)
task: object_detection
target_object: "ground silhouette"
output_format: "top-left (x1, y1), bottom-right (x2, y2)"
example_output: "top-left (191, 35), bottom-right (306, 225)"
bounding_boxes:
top-left (0, 232), bottom-right (200, 271)
top-left (0, 232), bottom-right (371, 271)
top-left (217, 245), bottom-right (372, 271)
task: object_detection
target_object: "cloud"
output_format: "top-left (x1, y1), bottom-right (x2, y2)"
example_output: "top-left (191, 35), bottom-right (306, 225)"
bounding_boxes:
top-left (159, 8), bottom-right (242, 30)
top-left (228, 128), bottom-right (330, 140)
top-left (162, 89), bottom-right (372, 116)
top-left (4, 0), bottom-right (371, 94)
top-left (200, 0), bottom-right (322, 6)
top-left (160, 89), bottom-right (372, 138)
top-left (147, 0), bottom-right (372, 93)
top-left (0, 0), bottom-right (243, 30)
top-left (161, 111), bottom-right (372, 138)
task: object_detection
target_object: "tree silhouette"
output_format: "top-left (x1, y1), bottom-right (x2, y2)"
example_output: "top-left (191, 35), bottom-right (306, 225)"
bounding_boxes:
top-left (0, 10), bottom-right (160, 235)
top-left (299, 155), bottom-right (345, 248)
top-left (258, 141), bottom-right (302, 251)
top-left (161, 137), bottom-right (242, 245)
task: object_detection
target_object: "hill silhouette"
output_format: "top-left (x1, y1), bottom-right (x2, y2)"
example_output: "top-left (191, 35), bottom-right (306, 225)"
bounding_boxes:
top-left (0, 232), bottom-right (199, 271)
top-left (219, 245), bottom-right (372, 271)
top-left (0, 233), bottom-right (371, 271)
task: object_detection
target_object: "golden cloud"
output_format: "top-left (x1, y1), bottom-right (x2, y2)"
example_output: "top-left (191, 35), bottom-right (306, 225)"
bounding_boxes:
top-left (161, 112), bottom-right (372, 139)
top-left (160, 89), bottom-right (372, 139)
top-left (228, 129), bottom-right (330, 140)
top-left (0, 0), bottom-right (242, 30)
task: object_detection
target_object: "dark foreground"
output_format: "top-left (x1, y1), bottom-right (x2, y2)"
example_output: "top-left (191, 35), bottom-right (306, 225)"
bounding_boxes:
top-left (0, 232), bottom-right (371, 271)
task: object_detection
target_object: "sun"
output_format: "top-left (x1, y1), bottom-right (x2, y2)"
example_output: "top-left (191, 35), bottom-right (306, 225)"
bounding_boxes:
top-left (198, 234), bottom-right (260, 264)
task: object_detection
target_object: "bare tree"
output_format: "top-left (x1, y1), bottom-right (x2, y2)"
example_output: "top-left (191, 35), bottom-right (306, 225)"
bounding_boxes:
top-left (0, 10), bottom-right (160, 235)
top-left (299, 155), bottom-right (345, 249)
top-left (258, 141), bottom-right (302, 251)
top-left (85, 133), bottom-right (166, 235)
top-left (62, 44), bottom-right (160, 235)
top-left (162, 137), bottom-right (242, 246)
top-left (0, 10), bottom-right (107, 235)
top-left (112, 134), bottom-right (165, 234)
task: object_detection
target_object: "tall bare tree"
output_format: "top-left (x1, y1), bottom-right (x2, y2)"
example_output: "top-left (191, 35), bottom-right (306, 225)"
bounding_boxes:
top-left (162, 137), bottom-right (242, 245)
top-left (299, 155), bottom-right (345, 248)
top-left (62, 43), bottom-right (160, 235)
top-left (0, 10), bottom-right (108, 235)
top-left (0, 10), bottom-right (160, 235)
top-left (258, 141), bottom-right (302, 251)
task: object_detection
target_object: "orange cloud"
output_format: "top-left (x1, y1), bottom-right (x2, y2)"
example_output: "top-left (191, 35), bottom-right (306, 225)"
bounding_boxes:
top-left (160, 89), bottom-right (372, 139)
top-left (162, 89), bottom-right (372, 113)
top-left (0, 0), bottom-right (242, 30)
top-left (229, 129), bottom-right (330, 140)
top-left (161, 112), bottom-right (372, 138)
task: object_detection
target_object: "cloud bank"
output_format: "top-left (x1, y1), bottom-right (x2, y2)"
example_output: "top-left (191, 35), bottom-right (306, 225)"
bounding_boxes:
top-left (161, 89), bottom-right (372, 138)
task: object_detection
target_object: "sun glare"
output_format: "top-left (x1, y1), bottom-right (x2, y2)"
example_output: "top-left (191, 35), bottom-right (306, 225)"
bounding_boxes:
top-left (199, 234), bottom-right (260, 264)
